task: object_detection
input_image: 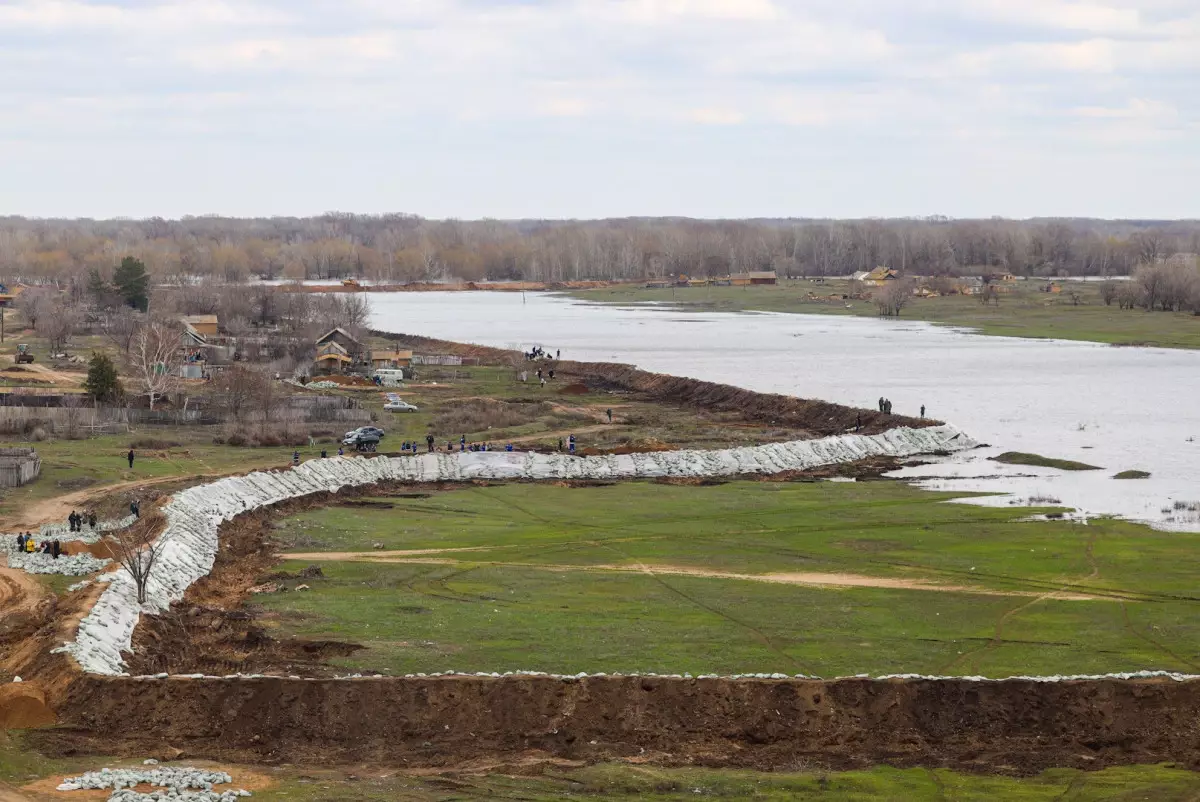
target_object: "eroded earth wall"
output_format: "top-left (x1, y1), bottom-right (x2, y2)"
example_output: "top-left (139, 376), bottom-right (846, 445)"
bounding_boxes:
top-left (52, 674), bottom-right (1200, 773)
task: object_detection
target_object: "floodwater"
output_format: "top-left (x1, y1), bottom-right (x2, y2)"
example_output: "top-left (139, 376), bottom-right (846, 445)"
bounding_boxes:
top-left (369, 292), bottom-right (1200, 531)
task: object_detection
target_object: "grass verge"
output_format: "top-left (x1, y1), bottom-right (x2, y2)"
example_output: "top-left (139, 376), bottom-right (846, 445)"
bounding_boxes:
top-left (991, 452), bottom-right (1103, 471)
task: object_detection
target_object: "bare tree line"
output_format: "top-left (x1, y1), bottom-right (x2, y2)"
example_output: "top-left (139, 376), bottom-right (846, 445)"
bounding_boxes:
top-left (2, 215), bottom-right (1199, 285)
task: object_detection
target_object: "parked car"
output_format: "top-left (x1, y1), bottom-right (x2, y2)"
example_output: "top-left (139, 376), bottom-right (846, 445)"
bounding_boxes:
top-left (342, 427), bottom-right (385, 450)
top-left (343, 426), bottom-right (385, 440)
top-left (384, 400), bottom-right (419, 413)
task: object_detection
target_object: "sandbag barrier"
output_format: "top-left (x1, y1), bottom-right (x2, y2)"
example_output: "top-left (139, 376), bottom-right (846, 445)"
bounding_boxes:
top-left (53, 425), bottom-right (976, 677)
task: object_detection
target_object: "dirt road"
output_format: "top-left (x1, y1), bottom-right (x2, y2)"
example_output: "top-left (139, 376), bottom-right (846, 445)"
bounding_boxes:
top-left (278, 551), bottom-right (1103, 600)
top-left (0, 558), bottom-right (45, 617)
top-left (0, 475), bottom-right (195, 532)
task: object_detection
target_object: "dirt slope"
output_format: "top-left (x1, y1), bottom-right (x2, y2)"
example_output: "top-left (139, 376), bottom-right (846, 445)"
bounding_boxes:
top-left (373, 332), bottom-right (933, 436)
top-left (42, 674), bottom-right (1200, 775)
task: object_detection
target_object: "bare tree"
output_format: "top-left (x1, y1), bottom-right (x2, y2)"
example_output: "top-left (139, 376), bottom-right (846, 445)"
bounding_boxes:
top-left (104, 306), bottom-right (145, 355)
top-left (130, 320), bottom-right (181, 410)
top-left (1099, 281), bottom-right (1118, 306)
top-left (338, 293), bottom-right (371, 331)
top-left (253, 371), bottom-right (284, 428)
top-left (39, 300), bottom-right (81, 354)
top-left (15, 287), bottom-right (54, 331)
top-left (874, 280), bottom-right (914, 317)
top-left (211, 365), bottom-right (268, 422)
top-left (111, 526), bottom-right (167, 606)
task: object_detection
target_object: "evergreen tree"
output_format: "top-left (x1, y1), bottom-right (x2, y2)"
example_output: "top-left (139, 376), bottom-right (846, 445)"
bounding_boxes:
top-left (83, 353), bottom-right (123, 403)
top-left (113, 256), bottom-right (150, 312)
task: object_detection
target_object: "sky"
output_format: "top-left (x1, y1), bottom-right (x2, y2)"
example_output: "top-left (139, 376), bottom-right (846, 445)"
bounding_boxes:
top-left (1, 0), bottom-right (1197, 220)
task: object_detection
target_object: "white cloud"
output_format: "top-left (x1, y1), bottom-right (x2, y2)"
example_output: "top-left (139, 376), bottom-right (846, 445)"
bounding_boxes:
top-left (0, 0), bottom-right (1196, 216)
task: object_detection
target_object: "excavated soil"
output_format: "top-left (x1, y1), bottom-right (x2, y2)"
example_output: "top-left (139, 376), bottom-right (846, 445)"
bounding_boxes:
top-left (372, 332), bottom-right (934, 437)
top-left (37, 674), bottom-right (1200, 775)
top-left (20, 446), bottom-right (1189, 775)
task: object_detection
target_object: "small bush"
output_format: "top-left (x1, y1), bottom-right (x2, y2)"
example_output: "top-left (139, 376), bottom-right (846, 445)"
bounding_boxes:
top-left (226, 431), bottom-right (249, 447)
top-left (29, 426), bottom-right (48, 442)
top-left (433, 399), bottom-right (551, 434)
top-left (130, 438), bottom-right (181, 450)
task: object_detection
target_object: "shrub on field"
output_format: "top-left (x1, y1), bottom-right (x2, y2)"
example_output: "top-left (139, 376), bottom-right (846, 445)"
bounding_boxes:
top-left (225, 431), bottom-right (248, 447)
top-left (433, 399), bottom-right (551, 434)
top-left (129, 438), bottom-right (182, 450)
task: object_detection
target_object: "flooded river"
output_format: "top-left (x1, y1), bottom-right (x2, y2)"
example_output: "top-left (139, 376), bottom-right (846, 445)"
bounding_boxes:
top-left (369, 292), bottom-right (1200, 531)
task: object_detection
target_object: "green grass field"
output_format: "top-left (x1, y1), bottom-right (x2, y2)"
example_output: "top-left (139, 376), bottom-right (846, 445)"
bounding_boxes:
top-left (569, 280), bottom-right (1200, 349)
top-left (5, 733), bottom-right (1200, 801)
top-left (257, 481), bottom-right (1200, 678)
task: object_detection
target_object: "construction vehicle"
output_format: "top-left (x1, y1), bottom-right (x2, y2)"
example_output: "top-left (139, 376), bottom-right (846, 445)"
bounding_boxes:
top-left (341, 278), bottom-right (361, 289)
top-left (15, 344), bottom-right (34, 364)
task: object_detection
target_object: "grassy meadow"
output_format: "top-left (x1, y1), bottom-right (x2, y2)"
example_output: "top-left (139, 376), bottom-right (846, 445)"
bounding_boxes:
top-left (256, 480), bottom-right (1200, 678)
top-left (569, 279), bottom-right (1200, 349)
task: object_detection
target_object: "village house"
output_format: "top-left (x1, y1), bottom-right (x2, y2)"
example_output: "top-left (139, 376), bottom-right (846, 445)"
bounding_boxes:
top-left (855, 267), bottom-right (899, 287)
top-left (730, 270), bottom-right (777, 286)
top-left (313, 327), bottom-right (366, 375)
top-left (369, 349), bottom-right (413, 371)
top-left (180, 314), bottom-right (219, 337)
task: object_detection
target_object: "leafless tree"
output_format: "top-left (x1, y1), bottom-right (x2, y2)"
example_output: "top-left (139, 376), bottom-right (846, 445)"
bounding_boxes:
top-left (130, 320), bottom-right (181, 410)
top-left (15, 287), bottom-right (54, 331)
top-left (874, 280), bottom-right (914, 317)
top-left (253, 371), bottom-right (284, 427)
top-left (104, 307), bottom-right (145, 355)
top-left (211, 365), bottom-right (268, 422)
top-left (111, 525), bottom-right (167, 606)
top-left (38, 300), bottom-right (81, 354)
top-left (1099, 281), bottom-right (1118, 306)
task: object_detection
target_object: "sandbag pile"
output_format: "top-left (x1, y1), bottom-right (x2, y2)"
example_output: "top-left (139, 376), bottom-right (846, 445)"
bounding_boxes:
top-left (56, 425), bottom-right (976, 676)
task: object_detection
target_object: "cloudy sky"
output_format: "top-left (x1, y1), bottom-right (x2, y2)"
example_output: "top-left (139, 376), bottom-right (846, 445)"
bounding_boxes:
top-left (1, 0), bottom-right (1197, 219)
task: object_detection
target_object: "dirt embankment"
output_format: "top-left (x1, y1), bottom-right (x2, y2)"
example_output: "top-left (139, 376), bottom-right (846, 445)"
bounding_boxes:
top-left (38, 674), bottom-right (1200, 775)
top-left (373, 332), bottom-right (934, 437)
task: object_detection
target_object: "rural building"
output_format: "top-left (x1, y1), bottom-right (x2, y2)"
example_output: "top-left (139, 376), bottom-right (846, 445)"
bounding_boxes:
top-left (730, 271), bottom-right (777, 286)
top-left (313, 341), bottom-right (352, 375)
top-left (0, 447), bottom-right (40, 488)
top-left (181, 315), bottom-right (219, 337)
top-left (856, 267), bottom-right (899, 287)
top-left (370, 349), bottom-right (413, 370)
top-left (316, 328), bottom-right (364, 359)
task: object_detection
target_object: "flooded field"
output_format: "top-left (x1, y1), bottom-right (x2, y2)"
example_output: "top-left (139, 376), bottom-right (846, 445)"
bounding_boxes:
top-left (369, 292), bottom-right (1200, 531)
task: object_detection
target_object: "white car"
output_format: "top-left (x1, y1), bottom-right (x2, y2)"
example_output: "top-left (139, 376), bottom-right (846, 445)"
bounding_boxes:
top-left (384, 400), bottom-right (419, 413)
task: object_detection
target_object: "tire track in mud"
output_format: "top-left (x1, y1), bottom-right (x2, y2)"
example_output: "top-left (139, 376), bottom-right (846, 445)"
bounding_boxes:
top-left (1119, 603), bottom-right (1200, 673)
top-left (940, 532), bottom-right (1104, 675)
top-left (593, 540), bottom-right (813, 675)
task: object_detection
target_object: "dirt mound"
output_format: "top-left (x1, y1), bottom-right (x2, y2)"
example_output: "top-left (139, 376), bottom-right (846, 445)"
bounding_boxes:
top-left (318, 374), bottom-right (375, 388)
top-left (40, 674), bottom-right (1200, 775)
top-left (558, 383), bottom-right (589, 395)
top-left (367, 332), bottom-right (935, 437)
top-left (0, 684), bottom-right (55, 729)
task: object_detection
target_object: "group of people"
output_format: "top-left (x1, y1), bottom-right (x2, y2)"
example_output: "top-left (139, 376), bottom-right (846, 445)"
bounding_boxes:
top-left (67, 510), bottom-right (97, 532)
top-left (14, 532), bottom-right (64, 559)
top-left (524, 346), bottom-right (560, 361)
top-left (876, 398), bottom-right (927, 418)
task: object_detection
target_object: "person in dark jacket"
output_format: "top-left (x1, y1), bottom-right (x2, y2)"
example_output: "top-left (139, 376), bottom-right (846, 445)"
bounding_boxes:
top-left (127, 449), bottom-right (135, 469)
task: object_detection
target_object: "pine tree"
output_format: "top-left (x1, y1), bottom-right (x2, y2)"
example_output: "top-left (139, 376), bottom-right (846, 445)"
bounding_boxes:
top-left (113, 256), bottom-right (150, 312)
top-left (83, 353), bottom-right (123, 403)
